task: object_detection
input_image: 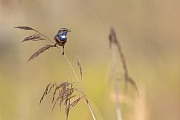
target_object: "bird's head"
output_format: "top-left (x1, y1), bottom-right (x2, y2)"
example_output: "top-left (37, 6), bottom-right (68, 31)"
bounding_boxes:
top-left (57, 28), bottom-right (71, 36)
top-left (55, 28), bottom-right (71, 42)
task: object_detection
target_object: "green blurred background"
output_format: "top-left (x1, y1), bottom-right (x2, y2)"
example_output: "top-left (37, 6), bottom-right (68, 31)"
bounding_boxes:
top-left (0, 0), bottom-right (180, 120)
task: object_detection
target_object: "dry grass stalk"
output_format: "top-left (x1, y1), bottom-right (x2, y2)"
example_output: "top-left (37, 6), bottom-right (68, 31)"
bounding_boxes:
top-left (64, 55), bottom-right (96, 120)
top-left (16, 26), bottom-right (96, 120)
top-left (109, 27), bottom-right (139, 120)
top-left (109, 28), bottom-right (122, 120)
top-left (109, 27), bottom-right (138, 94)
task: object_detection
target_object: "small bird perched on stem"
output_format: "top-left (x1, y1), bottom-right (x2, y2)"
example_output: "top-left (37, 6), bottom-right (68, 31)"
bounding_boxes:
top-left (54, 28), bottom-right (71, 55)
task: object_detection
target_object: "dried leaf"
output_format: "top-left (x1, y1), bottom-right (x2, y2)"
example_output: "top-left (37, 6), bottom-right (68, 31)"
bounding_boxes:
top-left (22, 33), bottom-right (45, 42)
top-left (14, 26), bottom-right (34, 30)
top-left (28, 44), bottom-right (55, 61)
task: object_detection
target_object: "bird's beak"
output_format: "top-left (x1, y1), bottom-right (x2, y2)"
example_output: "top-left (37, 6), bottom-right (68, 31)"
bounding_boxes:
top-left (68, 29), bottom-right (71, 32)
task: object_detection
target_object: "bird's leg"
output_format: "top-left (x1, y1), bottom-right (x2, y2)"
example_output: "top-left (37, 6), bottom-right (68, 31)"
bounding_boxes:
top-left (54, 43), bottom-right (57, 47)
top-left (62, 45), bottom-right (65, 55)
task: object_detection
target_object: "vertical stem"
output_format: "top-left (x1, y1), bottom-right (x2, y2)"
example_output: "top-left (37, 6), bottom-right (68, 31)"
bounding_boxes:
top-left (114, 79), bottom-right (122, 120)
top-left (64, 55), bottom-right (96, 120)
top-left (112, 44), bottom-right (122, 120)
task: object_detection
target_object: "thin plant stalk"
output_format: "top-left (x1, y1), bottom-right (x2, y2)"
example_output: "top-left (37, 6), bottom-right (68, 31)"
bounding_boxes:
top-left (109, 27), bottom-right (139, 120)
top-left (109, 28), bottom-right (138, 94)
top-left (112, 43), bottom-right (122, 120)
top-left (33, 29), bottom-right (55, 44)
top-left (64, 54), bottom-right (96, 120)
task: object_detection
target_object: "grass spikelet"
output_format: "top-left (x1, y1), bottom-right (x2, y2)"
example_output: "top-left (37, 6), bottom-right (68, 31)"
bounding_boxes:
top-left (15, 26), bottom-right (55, 44)
top-left (109, 27), bottom-right (117, 47)
top-left (22, 33), bottom-right (45, 42)
top-left (65, 98), bottom-right (71, 120)
top-left (40, 81), bottom-right (83, 119)
top-left (40, 83), bottom-right (52, 104)
top-left (14, 26), bottom-right (34, 30)
top-left (52, 86), bottom-right (61, 103)
top-left (70, 97), bottom-right (81, 107)
top-left (76, 58), bottom-right (82, 79)
top-left (39, 83), bottom-right (58, 104)
top-left (28, 44), bottom-right (55, 61)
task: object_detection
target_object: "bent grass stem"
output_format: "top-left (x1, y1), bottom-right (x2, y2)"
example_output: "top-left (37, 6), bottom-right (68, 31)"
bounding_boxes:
top-left (64, 54), bottom-right (96, 120)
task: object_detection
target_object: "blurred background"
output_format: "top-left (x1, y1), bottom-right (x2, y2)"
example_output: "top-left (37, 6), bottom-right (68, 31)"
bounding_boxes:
top-left (0, 0), bottom-right (180, 120)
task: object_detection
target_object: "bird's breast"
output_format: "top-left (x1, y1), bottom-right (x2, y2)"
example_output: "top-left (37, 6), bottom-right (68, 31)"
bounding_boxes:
top-left (55, 37), bottom-right (67, 46)
top-left (58, 35), bottom-right (67, 41)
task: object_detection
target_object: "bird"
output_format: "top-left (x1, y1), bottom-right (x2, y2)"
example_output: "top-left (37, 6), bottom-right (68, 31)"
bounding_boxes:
top-left (54, 28), bottom-right (71, 55)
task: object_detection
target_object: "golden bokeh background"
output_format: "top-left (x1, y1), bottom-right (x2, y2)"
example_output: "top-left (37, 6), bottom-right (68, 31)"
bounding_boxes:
top-left (0, 0), bottom-right (180, 120)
